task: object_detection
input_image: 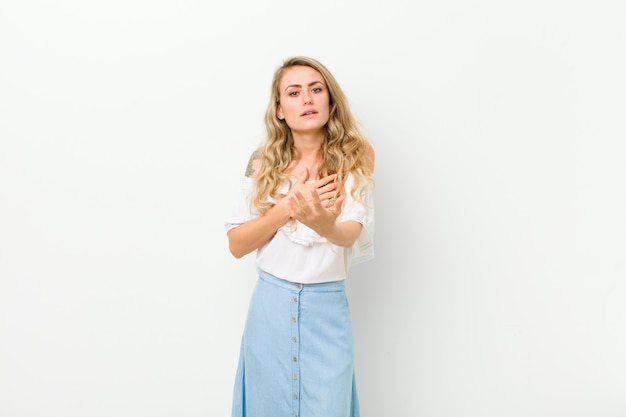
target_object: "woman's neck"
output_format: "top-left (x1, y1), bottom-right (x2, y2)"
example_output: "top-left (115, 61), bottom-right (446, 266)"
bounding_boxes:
top-left (288, 131), bottom-right (324, 180)
top-left (292, 130), bottom-right (323, 151)
top-left (287, 148), bottom-right (321, 180)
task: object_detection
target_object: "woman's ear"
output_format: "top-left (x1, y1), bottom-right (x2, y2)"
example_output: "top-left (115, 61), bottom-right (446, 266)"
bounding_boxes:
top-left (276, 105), bottom-right (284, 120)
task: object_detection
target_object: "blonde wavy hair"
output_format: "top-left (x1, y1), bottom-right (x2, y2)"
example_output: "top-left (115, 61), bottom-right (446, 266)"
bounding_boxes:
top-left (249, 56), bottom-right (374, 214)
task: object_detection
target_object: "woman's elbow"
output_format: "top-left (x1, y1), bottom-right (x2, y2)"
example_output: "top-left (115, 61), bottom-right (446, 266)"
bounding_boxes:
top-left (227, 230), bottom-right (244, 258)
top-left (228, 240), bottom-right (247, 259)
top-left (228, 233), bottom-right (248, 259)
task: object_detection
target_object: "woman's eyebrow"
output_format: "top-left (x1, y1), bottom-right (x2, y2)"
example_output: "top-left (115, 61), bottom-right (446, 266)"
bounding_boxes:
top-left (284, 81), bottom-right (324, 92)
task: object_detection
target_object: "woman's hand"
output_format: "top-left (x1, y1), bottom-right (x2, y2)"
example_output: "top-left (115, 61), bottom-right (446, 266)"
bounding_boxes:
top-left (288, 186), bottom-right (346, 236)
top-left (279, 171), bottom-right (338, 210)
top-left (284, 171), bottom-right (362, 248)
top-left (285, 171), bottom-right (342, 232)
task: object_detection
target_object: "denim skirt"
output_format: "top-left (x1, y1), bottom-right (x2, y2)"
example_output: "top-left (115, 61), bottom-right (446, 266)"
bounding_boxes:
top-left (231, 270), bottom-right (360, 417)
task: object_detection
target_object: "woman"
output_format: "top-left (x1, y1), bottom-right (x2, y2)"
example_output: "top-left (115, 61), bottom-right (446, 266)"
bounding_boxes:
top-left (225, 56), bottom-right (375, 417)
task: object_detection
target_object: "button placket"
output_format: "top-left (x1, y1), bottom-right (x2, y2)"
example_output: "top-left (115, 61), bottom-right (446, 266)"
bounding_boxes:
top-left (290, 283), bottom-right (303, 417)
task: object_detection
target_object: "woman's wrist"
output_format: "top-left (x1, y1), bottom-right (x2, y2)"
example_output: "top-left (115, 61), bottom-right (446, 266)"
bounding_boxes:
top-left (273, 198), bottom-right (293, 224)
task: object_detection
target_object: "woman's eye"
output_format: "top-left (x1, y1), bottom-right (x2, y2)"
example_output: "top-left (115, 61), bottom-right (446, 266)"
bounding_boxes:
top-left (289, 91), bottom-right (299, 96)
top-left (312, 87), bottom-right (322, 93)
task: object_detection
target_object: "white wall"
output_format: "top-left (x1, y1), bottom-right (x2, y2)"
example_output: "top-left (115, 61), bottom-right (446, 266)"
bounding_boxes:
top-left (1, 1), bottom-right (625, 416)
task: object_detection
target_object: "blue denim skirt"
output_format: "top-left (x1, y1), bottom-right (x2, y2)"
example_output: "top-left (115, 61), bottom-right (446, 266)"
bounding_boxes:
top-left (231, 270), bottom-right (360, 417)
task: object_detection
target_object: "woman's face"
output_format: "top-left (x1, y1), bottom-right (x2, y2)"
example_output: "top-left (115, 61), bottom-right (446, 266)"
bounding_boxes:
top-left (276, 65), bottom-right (330, 135)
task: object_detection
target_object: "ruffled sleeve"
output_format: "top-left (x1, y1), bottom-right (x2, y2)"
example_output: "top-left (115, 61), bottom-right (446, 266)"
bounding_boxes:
top-left (339, 173), bottom-right (375, 266)
top-left (224, 177), bottom-right (260, 233)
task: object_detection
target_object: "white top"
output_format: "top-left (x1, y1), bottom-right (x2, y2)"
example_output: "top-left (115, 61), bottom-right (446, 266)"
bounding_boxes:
top-left (225, 172), bottom-right (375, 284)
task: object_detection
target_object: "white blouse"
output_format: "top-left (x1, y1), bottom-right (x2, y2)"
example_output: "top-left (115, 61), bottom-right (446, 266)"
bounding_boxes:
top-left (225, 172), bottom-right (375, 284)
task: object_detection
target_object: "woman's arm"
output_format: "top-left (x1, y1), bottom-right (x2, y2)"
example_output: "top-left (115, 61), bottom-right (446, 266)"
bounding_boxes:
top-left (227, 152), bottom-right (338, 258)
top-left (227, 200), bottom-right (291, 259)
top-left (316, 218), bottom-right (363, 248)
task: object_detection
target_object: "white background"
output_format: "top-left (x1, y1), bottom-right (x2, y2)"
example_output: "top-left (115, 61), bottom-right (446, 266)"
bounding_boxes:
top-left (1, 1), bottom-right (625, 416)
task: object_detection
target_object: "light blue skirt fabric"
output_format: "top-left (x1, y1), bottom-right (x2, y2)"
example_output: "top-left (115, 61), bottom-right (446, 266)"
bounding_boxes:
top-left (231, 270), bottom-right (360, 417)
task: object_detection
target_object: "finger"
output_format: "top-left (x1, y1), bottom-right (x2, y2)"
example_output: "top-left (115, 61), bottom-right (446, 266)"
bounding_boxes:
top-left (316, 183), bottom-right (336, 195)
top-left (286, 197), bottom-right (297, 216)
top-left (300, 168), bottom-right (310, 183)
top-left (328, 195), bottom-right (346, 214)
top-left (315, 174), bottom-right (336, 189)
top-left (294, 191), bottom-right (313, 213)
top-left (288, 195), bottom-right (308, 219)
top-left (318, 190), bottom-right (337, 201)
top-left (315, 177), bottom-right (337, 197)
top-left (317, 173), bottom-right (336, 185)
top-left (309, 187), bottom-right (325, 210)
top-left (293, 168), bottom-right (310, 186)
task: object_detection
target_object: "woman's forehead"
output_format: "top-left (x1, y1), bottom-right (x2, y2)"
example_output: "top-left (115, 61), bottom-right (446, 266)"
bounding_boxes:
top-left (279, 65), bottom-right (324, 88)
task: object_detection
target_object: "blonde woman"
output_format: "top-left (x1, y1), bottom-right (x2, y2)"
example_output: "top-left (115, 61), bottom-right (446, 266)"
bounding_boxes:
top-left (225, 56), bottom-right (375, 417)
